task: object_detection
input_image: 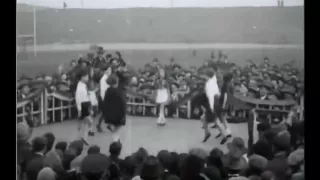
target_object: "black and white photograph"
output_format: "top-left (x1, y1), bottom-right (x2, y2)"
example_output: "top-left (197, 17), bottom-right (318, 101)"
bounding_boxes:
top-left (17, 0), bottom-right (304, 180)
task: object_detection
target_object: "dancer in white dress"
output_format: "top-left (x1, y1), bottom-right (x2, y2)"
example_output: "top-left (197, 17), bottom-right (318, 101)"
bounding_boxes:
top-left (155, 68), bottom-right (170, 126)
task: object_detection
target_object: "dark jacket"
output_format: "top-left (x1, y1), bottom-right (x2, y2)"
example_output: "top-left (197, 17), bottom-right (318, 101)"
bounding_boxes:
top-left (26, 155), bottom-right (45, 180)
top-left (103, 87), bottom-right (126, 126)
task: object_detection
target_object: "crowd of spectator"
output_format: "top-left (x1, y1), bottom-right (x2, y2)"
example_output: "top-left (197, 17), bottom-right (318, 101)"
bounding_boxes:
top-left (16, 47), bottom-right (304, 124)
top-left (17, 109), bottom-right (304, 180)
top-left (17, 46), bottom-right (304, 180)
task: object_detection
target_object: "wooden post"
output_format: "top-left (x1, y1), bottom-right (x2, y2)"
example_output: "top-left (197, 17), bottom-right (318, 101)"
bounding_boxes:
top-left (299, 95), bottom-right (304, 121)
top-left (40, 92), bottom-right (44, 125)
top-left (187, 100), bottom-right (191, 119)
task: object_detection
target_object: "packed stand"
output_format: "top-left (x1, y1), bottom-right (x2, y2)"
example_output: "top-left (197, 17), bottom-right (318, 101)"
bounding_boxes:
top-left (16, 47), bottom-right (304, 124)
top-left (17, 107), bottom-right (304, 180)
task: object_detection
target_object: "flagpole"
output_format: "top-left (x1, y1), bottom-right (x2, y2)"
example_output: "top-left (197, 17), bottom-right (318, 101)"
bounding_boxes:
top-left (33, 7), bottom-right (37, 57)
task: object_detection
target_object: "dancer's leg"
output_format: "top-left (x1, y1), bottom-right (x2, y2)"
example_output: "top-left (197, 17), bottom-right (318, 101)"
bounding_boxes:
top-left (96, 114), bottom-right (104, 132)
top-left (159, 104), bottom-right (166, 125)
top-left (112, 126), bottom-right (122, 142)
top-left (202, 111), bottom-right (212, 142)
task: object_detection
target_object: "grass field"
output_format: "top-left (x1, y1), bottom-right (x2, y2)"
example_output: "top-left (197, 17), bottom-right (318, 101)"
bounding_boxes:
top-left (16, 6), bottom-right (304, 45)
top-left (17, 47), bottom-right (304, 77)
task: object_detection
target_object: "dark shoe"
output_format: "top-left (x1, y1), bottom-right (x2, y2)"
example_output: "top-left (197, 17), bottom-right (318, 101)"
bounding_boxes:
top-left (202, 133), bottom-right (211, 143)
top-left (107, 125), bottom-right (113, 132)
top-left (211, 124), bottom-right (218, 129)
top-left (88, 131), bottom-right (95, 136)
top-left (81, 138), bottom-right (89, 146)
top-left (96, 125), bottom-right (103, 133)
top-left (220, 137), bottom-right (229, 145)
top-left (226, 134), bottom-right (232, 139)
top-left (215, 133), bottom-right (222, 139)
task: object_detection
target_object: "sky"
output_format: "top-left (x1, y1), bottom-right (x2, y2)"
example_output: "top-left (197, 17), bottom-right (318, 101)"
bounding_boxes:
top-left (17, 0), bottom-right (304, 9)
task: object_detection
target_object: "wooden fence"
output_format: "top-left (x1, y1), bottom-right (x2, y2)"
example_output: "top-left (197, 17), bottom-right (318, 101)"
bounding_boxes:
top-left (17, 89), bottom-right (303, 126)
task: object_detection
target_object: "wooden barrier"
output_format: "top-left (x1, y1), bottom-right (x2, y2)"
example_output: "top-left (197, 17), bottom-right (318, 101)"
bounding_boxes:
top-left (17, 87), bottom-right (304, 126)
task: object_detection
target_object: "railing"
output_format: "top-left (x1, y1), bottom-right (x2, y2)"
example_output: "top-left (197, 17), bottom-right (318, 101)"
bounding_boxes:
top-left (16, 88), bottom-right (304, 126)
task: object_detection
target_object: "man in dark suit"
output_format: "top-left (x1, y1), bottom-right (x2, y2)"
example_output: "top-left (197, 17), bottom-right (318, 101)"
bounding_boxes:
top-left (26, 136), bottom-right (48, 180)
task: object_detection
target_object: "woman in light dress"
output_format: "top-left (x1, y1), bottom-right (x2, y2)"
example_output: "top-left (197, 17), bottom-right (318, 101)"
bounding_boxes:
top-left (155, 67), bottom-right (170, 126)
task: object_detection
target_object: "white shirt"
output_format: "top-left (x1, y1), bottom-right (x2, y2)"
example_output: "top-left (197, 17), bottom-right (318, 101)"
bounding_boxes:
top-left (205, 75), bottom-right (220, 111)
top-left (75, 81), bottom-right (90, 112)
top-left (100, 74), bottom-right (109, 100)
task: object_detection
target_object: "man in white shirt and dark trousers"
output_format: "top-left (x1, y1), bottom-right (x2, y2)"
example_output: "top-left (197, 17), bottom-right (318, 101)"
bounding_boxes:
top-left (97, 66), bottom-right (112, 132)
top-left (75, 70), bottom-right (95, 145)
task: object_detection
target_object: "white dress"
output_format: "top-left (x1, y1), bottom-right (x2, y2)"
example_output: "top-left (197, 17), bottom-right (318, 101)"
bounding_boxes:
top-left (156, 88), bottom-right (169, 104)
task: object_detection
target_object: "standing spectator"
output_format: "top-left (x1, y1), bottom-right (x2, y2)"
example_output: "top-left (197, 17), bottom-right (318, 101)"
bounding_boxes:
top-left (26, 137), bottom-right (48, 180)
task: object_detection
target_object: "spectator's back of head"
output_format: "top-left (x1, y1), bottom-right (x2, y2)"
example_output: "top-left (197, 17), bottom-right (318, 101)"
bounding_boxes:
top-left (88, 145), bottom-right (100, 155)
top-left (180, 155), bottom-right (205, 180)
top-left (140, 156), bottom-right (161, 180)
top-left (132, 147), bottom-right (148, 166)
top-left (32, 136), bottom-right (47, 153)
top-left (109, 141), bottom-right (122, 157)
top-left (62, 148), bottom-right (77, 170)
top-left (55, 141), bottom-right (68, 154)
top-left (260, 170), bottom-right (275, 180)
top-left (208, 148), bottom-right (224, 167)
top-left (44, 133), bottom-right (55, 153)
top-left (157, 150), bottom-right (172, 171)
top-left (69, 140), bottom-right (84, 156)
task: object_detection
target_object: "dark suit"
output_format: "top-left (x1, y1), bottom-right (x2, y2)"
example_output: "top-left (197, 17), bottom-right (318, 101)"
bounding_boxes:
top-left (26, 154), bottom-right (45, 180)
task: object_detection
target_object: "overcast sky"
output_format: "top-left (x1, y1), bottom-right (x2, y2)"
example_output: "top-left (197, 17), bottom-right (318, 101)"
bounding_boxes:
top-left (18, 0), bottom-right (304, 9)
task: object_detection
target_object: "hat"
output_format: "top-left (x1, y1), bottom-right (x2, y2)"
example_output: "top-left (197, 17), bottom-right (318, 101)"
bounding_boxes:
top-left (81, 154), bottom-right (111, 173)
top-left (69, 140), bottom-right (85, 156)
top-left (287, 149), bottom-right (304, 166)
top-left (44, 151), bottom-right (62, 170)
top-left (140, 156), bottom-right (161, 180)
top-left (20, 74), bottom-right (32, 81)
top-left (37, 167), bottom-right (56, 180)
top-left (257, 122), bottom-right (271, 132)
top-left (280, 86), bottom-right (296, 95)
top-left (259, 81), bottom-right (273, 90)
top-left (273, 130), bottom-right (291, 150)
top-left (97, 46), bottom-right (105, 54)
top-left (248, 154), bottom-right (268, 171)
top-left (157, 150), bottom-right (172, 169)
top-left (260, 171), bottom-right (275, 180)
top-left (189, 148), bottom-right (208, 160)
top-left (227, 137), bottom-right (248, 158)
